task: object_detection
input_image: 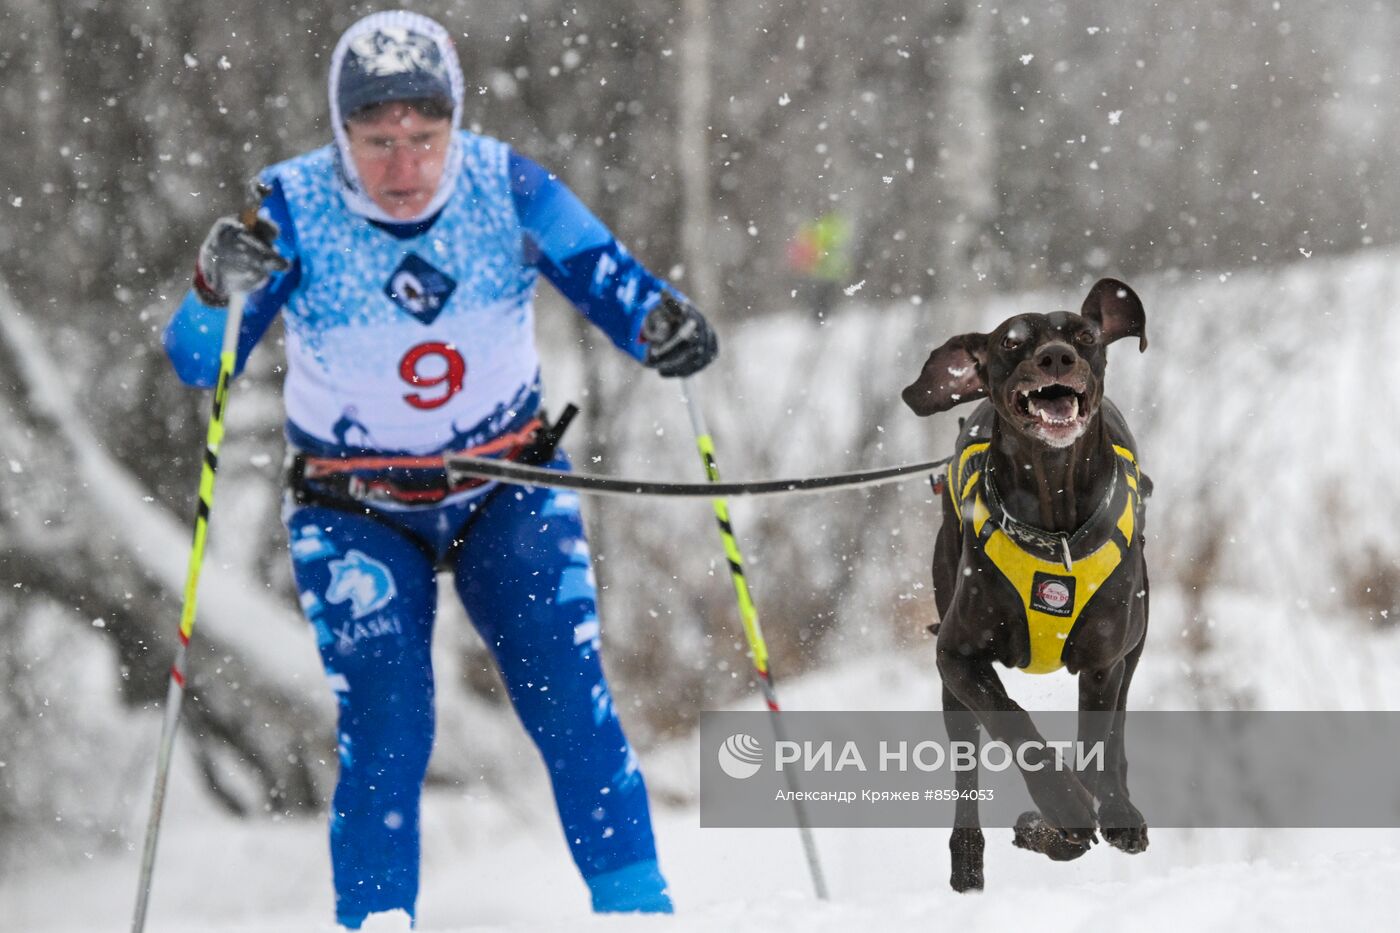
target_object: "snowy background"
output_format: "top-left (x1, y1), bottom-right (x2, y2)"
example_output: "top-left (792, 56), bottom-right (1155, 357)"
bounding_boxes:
top-left (4, 1), bottom-right (1400, 930)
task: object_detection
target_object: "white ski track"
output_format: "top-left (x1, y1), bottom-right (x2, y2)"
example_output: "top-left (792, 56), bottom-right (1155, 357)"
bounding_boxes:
top-left (8, 585), bottom-right (1400, 932)
top-left (7, 802), bottom-right (1400, 932)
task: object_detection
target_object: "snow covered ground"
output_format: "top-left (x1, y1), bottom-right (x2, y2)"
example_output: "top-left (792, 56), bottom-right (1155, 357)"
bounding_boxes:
top-left (10, 792), bottom-right (1400, 932)
top-left (7, 586), bottom-right (1400, 932)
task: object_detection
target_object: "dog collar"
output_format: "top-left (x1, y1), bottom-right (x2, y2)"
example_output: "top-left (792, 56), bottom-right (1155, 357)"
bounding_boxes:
top-left (981, 454), bottom-right (1120, 572)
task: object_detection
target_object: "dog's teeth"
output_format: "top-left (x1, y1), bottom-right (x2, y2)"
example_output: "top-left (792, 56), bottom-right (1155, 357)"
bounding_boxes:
top-left (1034, 406), bottom-right (1074, 425)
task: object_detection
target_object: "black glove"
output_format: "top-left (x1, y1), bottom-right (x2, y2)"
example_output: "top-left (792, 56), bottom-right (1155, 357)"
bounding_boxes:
top-left (193, 214), bottom-right (289, 307)
top-left (641, 294), bottom-right (719, 378)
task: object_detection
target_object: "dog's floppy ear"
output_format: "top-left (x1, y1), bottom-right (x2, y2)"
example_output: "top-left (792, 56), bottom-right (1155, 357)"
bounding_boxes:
top-left (1081, 278), bottom-right (1147, 352)
top-left (902, 333), bottom-right (988, 417)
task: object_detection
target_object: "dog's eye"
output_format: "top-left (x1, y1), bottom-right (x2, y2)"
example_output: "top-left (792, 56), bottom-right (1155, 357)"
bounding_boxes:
top-left (1075, 329), bottom-right (1097, 345)
top-left (1001, 335), bottom-right (1022, 350)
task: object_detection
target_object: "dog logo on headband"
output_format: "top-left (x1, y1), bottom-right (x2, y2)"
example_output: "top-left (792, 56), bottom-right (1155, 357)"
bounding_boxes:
top-left (348, 28), bottom-right (446, 80)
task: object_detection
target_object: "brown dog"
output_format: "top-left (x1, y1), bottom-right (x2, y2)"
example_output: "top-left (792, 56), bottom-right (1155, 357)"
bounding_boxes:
top-left (903, 279), bottom-right (1150, 891)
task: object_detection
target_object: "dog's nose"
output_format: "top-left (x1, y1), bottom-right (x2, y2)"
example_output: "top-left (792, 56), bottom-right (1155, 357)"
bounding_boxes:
top-left (1036, 342), bottom-right (1077, 377)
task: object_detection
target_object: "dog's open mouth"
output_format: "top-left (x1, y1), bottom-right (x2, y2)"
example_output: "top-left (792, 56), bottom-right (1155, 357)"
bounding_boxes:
top-left (1015, 383), bottom-right (1084, 425)
top-left (1010, 380), bottom-right (1092, 445)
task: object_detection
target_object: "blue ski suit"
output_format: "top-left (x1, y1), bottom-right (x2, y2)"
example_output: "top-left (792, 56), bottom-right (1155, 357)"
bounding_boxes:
top-left (164, 129), bottom-right (676, 927)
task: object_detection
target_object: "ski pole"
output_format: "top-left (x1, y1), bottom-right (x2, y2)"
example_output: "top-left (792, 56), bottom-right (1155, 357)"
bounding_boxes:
top-left (132, 197), bottom-right (263, 933)
top-left (678, 376), bottom-right (830, 901)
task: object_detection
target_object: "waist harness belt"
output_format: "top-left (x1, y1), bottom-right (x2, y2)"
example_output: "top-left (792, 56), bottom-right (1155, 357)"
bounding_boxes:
top-left (284, 406), bottom-right (578, 572)
top-left (946, 440), bottom-right (1143, 674)
top-left (289, 404), bottom-right (578, 507)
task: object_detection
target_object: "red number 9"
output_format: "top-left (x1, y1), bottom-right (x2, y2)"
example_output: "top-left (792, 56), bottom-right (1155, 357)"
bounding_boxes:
top-left (399, 341), bottom-right (466, 410)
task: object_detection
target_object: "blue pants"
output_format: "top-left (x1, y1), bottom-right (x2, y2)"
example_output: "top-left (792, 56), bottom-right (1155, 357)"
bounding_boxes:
top-left (285, 463), bottom-right (665, 926)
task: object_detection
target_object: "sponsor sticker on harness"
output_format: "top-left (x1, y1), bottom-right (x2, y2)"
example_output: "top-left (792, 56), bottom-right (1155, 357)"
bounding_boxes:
top-left (1029, 571), bottom-right (1075, 618)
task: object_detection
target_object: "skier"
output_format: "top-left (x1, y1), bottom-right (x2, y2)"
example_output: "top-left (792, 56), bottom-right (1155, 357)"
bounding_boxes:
top-left (785, 211), bottom-right (851, 321)
top-left (163, 10), bottom-right (716, 930)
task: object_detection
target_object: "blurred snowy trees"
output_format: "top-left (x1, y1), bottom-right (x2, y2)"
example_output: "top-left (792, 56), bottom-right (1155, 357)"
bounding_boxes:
top-left (4, 1), bottom-right (1399, 320)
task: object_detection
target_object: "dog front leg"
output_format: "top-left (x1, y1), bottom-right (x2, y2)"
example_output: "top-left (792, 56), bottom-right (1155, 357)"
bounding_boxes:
top-left (1085, 636), bottom-right (1149, 853)
top-left (942, 684), bottom-right (985, 892)
top-left (1076, 657), bottom-right (1126, 804)
top-left (937, 645), bottom-right (1098, 845)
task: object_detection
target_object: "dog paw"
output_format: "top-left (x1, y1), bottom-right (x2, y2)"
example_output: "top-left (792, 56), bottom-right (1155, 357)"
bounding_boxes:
top-left (1104, 825), bottom-right (1149, 854)
top-left (1098, 799), bottom-right (1149, 854)
top-left (1027, 773), bottom-right (1099, 845)
top-left (950, 863), bottom-right (985, 892)
top-left (949, 827), bottom-right (985, 891)
top-left (1012, 811), bottom-right (1093, 862)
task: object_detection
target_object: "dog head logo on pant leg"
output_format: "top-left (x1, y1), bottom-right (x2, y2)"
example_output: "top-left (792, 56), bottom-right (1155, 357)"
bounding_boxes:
top-left (326, 550), bottom-right (398, 619)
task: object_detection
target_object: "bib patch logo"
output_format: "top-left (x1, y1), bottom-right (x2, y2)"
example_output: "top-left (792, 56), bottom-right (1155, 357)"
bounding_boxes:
top-left (385, 252), bottom-right (457, 325)
top-left (1030, 571), bottom-right (1075, 617)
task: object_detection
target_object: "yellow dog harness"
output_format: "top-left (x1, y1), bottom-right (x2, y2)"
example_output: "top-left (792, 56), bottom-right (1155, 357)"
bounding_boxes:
top-left (947, 441), bottom-right (1143, 674)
